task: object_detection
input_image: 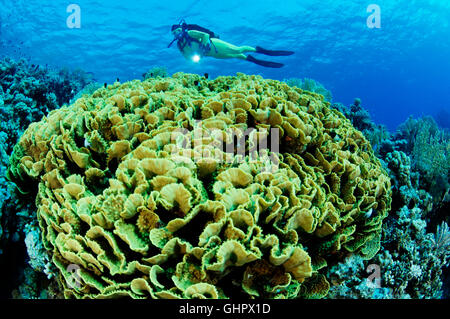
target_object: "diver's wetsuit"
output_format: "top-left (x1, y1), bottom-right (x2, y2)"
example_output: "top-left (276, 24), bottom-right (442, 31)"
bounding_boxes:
top-left (169, 22), bottom-right (294, 68)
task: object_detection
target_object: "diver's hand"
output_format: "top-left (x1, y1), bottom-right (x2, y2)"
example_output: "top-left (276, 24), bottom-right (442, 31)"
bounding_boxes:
top-left (188, 30), bottom-right (210, 46)
top-left (200, 36), bottom-right (210, 46)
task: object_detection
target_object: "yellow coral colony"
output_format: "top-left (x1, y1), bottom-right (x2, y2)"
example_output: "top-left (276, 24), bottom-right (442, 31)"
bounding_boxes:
top-left (8, 73), bottom-right (391, 299)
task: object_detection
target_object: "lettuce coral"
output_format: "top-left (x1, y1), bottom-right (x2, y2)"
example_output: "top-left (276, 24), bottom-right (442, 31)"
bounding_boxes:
top-left (8, 73), bottom-right (391, 299)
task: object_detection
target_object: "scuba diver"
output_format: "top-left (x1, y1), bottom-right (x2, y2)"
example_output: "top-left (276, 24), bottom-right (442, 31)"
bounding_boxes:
top-left (168, 20), bottom-right (294, 68)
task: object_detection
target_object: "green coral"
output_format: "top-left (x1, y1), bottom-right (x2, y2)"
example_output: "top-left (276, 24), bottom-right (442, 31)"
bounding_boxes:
top-left (143, 66), bottom-right (169, 80)
top-left (331, 99), bottom-right (390, 152)
top-left (1, 57), bottom-right (96, 298)
top-left (8, 73), bottom-right (391, 299)
top-left (327, 207), bottom-right (449, 299)
top-left (284, 78), bottom-right (332, 102)
top-left (397, 116), bottom-right (449, 202)
top-left (327, 147), bottom-right (448, 299)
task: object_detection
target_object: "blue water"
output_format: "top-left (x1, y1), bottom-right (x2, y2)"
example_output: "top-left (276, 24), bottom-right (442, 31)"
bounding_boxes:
top-left (1, 0), bottom-right (449, 130)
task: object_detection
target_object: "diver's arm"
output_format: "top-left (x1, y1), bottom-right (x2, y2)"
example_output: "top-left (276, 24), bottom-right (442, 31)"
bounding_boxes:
top-left (187, 30), bottom-right (210, 45)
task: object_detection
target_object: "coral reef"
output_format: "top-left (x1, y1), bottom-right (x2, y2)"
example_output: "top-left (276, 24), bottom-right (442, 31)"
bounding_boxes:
top-left (8, 73), bottom-right (391, 299)
top-left (143, 66), bottom-right (169, 80)
top-left (0, 131), bottom-right (10, 247)
top-left (284, 78), bottom-right (332, 102)
top-left (0, 57), bottom-right (94, 172)
top-left (327, 206), bottom-right (449, 299)
top-left (382, 116), bottom-right (449, 206)
top-left (326, 104), bottom-right (449, 299)
top-left (11, 265), bottom-right (63, 299)
top-left (4, 64), bottom-right (445, 299)
top-left (0, 57), bottom-right (94, 297)
top-left (70, 82), bottom-right (103, 105)
top-left (435, 108), bottom-right (450, 130)
top-left (334, 102), bottom-right (448, 219)
top-left (331, 99), bottom-right (390, 152)
top-left (24, 223), bottom-right (55, 278)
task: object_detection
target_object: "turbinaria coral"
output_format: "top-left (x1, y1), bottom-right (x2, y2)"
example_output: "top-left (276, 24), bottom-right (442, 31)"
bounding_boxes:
top-left (8, 73), bottom-right (391, 299)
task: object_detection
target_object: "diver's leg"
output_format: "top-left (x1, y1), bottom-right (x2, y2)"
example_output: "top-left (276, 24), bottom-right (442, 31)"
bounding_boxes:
top-left (237, 45), bottom-right (256, 54)
top-left (208, 39), bottom-right (284, 67)
top-left (209, 39), bottom-right (255, 58)
top-left (254, 46), bottom-right (294, 56)
top-left (245, 55), bottom-right (284, 68)
top-left (226, 52), bottom-right (284, 68)
top-left (231, 53), bottom-right (248, 60)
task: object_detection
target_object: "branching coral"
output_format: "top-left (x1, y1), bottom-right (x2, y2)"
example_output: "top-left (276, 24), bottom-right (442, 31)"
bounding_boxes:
top-left (8, 73), bottom-right (391, 299)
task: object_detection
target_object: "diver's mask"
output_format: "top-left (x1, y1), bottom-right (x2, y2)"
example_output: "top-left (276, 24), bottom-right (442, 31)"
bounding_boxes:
top-left (168, 20), bottom-right (187, 48)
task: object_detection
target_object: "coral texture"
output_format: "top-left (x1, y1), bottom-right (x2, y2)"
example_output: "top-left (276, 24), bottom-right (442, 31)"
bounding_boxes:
top-left (331, 99), bottom-right (390, 152)
top-left (284, 78), bottom-right (332, 102)
top-left (0, 57), bottom-right (94, 297)
top-left (388, 116), bottom-right (449, 205)
top-left (326, 112), bottom-right (449, 299)
top-left (142, 66), bottom-right (169, 80)
top-left (8, 73), bottom-right (391, 299)
top-left (327, 207), bottom-right (449, 299)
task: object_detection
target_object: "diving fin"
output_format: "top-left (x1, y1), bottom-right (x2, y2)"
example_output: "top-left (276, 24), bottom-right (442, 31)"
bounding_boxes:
top-left (255, 46), bottom-right (294, 56)
top-left (246, 55), bottom-right (284, 68)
